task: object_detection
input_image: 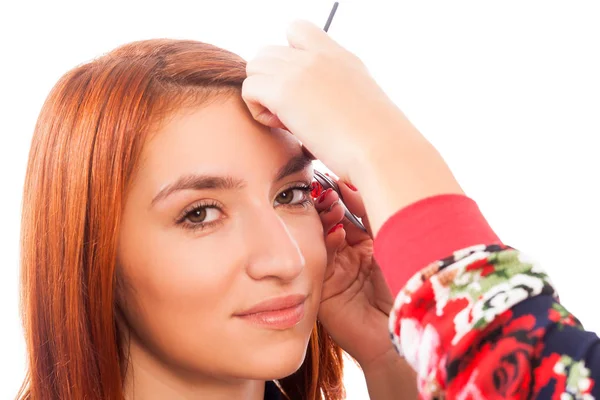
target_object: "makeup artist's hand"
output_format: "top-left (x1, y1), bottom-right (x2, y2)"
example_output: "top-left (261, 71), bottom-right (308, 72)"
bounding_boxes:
top-left (244, 20), bottom-right (463, 237)
top-left (314, 178), bottom-right (396, 370)
top-left (243, 20), bottom-right (404, 178)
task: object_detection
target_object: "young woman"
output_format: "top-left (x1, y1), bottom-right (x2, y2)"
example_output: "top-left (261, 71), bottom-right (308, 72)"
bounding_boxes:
top-left (18, 37), bottom-right (416, 399)
top-left (244, 20), bottom-right (600, 399)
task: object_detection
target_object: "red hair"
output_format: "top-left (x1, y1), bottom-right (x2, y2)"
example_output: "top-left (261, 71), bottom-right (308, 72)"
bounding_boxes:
top-left (18, 39), bottom-right (344, 400)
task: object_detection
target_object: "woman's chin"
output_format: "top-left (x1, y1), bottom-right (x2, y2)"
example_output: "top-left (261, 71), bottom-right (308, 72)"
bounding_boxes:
top-left (239, 335), bottom-right (312, 380)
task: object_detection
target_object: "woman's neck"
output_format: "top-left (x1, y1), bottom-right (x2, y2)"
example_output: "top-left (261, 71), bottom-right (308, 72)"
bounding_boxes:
top-left (122, 334), bottom-right (266, 400)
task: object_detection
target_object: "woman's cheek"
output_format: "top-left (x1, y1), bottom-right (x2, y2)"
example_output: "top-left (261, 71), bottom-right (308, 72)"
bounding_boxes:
top-left (290, 212), bottom-right (328, 282)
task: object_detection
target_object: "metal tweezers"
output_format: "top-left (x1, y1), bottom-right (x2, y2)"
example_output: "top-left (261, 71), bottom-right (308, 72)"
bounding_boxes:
top-left (313, 170), bottom-right (367, 233)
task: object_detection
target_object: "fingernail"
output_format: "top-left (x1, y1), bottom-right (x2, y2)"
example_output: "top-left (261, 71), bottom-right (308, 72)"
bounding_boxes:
top-left (328, 223), bottom-right (344, 235)
top-left (317, 188), bottom-right (332, 204)
top-left (311, 181), bottom-right (323, 198)
top-left (345, 182), bottom-right (358, 191)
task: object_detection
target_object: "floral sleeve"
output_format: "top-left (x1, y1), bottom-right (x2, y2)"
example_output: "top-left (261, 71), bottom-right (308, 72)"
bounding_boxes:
top-left (389, 243), bottom-right (600, 399)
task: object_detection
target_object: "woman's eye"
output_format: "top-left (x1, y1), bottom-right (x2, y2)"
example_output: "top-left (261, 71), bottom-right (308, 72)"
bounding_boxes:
top-left (185, 206), bottom-right (221, 224)
top-left (274, 188), bottom-right (309, 206)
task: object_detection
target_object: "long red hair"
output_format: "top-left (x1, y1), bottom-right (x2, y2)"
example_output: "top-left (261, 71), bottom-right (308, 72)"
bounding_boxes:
top-left (18, 39), bottom-right (344, 400)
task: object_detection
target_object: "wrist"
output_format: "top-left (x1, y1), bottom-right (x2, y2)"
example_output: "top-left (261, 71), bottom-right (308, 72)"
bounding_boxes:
top-left (358, 346), bottom-right (400, 375)
top-left (359, 347), bottom-right (418, 399)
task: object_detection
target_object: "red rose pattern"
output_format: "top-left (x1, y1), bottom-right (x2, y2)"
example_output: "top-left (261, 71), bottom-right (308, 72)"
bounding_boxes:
top-left (390, 245), bottom-right (599, 399)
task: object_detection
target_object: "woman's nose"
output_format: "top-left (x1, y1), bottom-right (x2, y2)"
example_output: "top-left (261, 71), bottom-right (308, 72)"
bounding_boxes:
top-left (243, 209), bottom-right (305, 282)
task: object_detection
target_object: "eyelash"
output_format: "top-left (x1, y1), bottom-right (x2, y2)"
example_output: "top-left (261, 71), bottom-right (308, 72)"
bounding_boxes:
top-left (176, 183), bottom-right (314, 232)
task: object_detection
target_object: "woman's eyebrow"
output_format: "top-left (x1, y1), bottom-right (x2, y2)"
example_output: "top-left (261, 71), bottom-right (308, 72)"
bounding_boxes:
top-left (151, 152), bottom-right (312, 207)
top-left (151, 175), bottom-right (246, 206)
top-left (274, 152), bottom-right (313, 182)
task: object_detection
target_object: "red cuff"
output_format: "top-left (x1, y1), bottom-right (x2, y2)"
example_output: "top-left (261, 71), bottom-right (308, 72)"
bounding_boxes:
top-left (373, 194), bottom-right (502, 296)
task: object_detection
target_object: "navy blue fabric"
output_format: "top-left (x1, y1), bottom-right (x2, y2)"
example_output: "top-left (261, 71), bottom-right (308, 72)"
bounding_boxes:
top-left (264, 381), bottom-right (282, 400)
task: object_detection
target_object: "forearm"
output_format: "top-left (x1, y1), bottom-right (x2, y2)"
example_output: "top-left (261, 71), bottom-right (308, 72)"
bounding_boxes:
top-left (348, 115), bottom-right (464, 238)
top-left (361, 350), bottom-right (418, 400)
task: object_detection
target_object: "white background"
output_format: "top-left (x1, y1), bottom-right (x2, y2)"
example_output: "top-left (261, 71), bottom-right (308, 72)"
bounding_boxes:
top-left (1, 1), bottom-right (599, 398)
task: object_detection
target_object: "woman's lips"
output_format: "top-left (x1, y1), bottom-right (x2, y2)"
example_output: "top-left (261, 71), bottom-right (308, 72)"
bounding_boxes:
top-left (234, 294), bottom-right (307, 330)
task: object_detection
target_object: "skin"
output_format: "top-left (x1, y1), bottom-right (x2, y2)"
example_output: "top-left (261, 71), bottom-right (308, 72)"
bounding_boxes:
top-left (243, 20), bottom-right (464, 238)
top-left (316, 182), bottom-right (418, 400)
top-left (243, 19), bottom-right (458, 399)
top-left (116, 94), bottom-right (327, 400)
top-left (115, 20), bottom-right (428, 400)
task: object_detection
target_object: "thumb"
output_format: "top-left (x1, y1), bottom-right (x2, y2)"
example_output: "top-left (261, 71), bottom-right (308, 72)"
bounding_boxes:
top-left (337, 180), bottom-right (366, 218)
top-left (338, 179), bottom-right (374, 238)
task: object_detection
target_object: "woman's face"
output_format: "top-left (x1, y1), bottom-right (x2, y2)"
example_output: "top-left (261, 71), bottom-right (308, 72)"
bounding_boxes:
top-left (117, 95), bottom-right (327, 382)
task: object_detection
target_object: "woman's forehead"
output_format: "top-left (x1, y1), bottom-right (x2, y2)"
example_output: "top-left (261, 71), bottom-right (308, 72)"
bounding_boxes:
top-left (155, 98), bottom-right (297, 150)
top-left (138, 98), bottom-right (303, 185)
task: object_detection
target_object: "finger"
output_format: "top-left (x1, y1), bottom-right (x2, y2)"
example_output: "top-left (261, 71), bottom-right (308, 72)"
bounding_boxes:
top-left (337, 180), bottom-right (366, 218)
top-left (316, 186), bottom-right (367, 243)
top-left (325, 224), bottom-right (345, 246)
top-left (314, 188), bottom-right (345, 233)
top-left (323, 223), bottom-right (346, 269)
top-left (360, 214), bottom-right (374, 237)
top-left (254, 45), bottom-right (300, 62)
top-left (340, 214), bottom-right (371, 245)
top-left (336, 179), bottom-right (373, 240)
top-left (314, 188), bottom-right (338, 213)
top-left (241, 75), bottom-right (287, 129)
top-left (247, 46), bottom-right (303, 77)
top-left (286, 19), bottom-right (338, 51)
top-left (246, 56), bottom-right (287, 77)
top-left (320, 201), bottom-right (345, 233)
